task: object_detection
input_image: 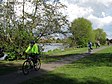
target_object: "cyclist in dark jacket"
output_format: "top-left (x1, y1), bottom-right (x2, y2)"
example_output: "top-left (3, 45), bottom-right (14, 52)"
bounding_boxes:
top-left (88, 42), bottom-right (93, 50)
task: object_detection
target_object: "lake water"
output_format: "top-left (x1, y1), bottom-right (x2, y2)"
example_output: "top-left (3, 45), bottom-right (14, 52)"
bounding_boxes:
top-left (40, 43), bottom-right (68, 52)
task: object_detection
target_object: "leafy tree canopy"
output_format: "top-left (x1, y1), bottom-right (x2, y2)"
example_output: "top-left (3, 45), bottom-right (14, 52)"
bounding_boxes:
top-left (70, 17), bottom-right (94, 47)
top-left (94, 28), bottom-right (107, 44)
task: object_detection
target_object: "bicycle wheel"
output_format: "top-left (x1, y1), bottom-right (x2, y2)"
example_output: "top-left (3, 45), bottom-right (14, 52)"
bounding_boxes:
top-left (22, 61), bottom-right (30, 75)
top-left (34, 59), bottom-right (41, 71)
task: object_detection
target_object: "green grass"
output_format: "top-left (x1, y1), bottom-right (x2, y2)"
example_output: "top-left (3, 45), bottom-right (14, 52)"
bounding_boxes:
top-left (0, 47), bottom-right (87, 75)
top-left (0, 60), bottom-right (24, 75)
top-left (41, 47), bottom-right (88, 63)
top-left (45, 47), bottom-right (87, 56)
top-left (21, 46), bottom-right (112, 84)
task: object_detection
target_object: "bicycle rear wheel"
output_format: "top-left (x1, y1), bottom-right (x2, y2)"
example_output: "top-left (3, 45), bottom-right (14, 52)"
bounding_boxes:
top-left (34, 59), bottom-right (41, 71)
top-left (22, 61), bottom-right (30, 75)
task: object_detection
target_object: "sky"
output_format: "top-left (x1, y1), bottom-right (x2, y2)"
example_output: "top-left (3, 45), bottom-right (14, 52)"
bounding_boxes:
top-left (2, 0), bottom-right (112, 39)
top-left (59, 0), bottom-right (112, 39)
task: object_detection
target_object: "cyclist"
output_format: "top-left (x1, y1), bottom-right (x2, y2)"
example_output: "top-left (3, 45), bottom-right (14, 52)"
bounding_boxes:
top-left (25, 40), bottom-right (40, 64)
top-left (88, 41), bottom-right (93, 53)
top-left (95, 40), bottom-right (100, 48)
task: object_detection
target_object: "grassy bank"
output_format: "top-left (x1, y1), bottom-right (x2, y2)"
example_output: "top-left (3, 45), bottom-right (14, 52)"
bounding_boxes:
top-left (21, 46), bottom-right (112, 84)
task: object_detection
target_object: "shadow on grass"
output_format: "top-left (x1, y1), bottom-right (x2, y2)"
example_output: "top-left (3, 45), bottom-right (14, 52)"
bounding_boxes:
top-left (41, 53), bottom-right (84, 63)
top-left (0, 67), bottom-right (109, 84)
top-left (0, 52), bottom-right (112, 84)
top-left (0, 61), bottom-right (22, 75)
top-left (21, 52), bottom-right (112, 84)
top-left (68, 53), bottom-right (112, 68)
top-left (1, 52), bottom-right (112, 75)
top-left (21, 72), bottom-right (109, 84)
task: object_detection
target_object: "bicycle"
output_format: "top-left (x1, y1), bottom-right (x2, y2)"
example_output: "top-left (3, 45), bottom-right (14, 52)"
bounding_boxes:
top-left (88, 47), bottom-right (93, 54)
top-left (22, 55), bottom-right (41, 75)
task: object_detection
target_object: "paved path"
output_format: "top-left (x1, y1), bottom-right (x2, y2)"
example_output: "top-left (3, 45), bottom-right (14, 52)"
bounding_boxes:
top-left (0, 46), bottom-right (108, 84)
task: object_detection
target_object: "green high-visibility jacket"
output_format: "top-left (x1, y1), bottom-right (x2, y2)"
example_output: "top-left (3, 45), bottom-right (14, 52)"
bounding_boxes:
top-left (25, 43), bottom-right (39, 54)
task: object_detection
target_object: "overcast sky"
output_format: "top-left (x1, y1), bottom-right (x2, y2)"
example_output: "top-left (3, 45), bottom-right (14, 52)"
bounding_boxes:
top-left (59, 0), bottom-right (112, 39)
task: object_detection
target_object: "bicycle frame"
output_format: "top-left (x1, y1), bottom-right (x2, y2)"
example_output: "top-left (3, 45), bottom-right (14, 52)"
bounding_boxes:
top-left (22, 55), bottom-right (41, 75)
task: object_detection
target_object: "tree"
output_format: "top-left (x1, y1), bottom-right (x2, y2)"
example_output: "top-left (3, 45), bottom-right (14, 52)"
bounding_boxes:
top-left (94, 28), bottom-right (107, 45)
top-left (0, 0), bottom-right (69, 60)
top-left (0, 0), bottom-right (68, 44)
top-left (24, 0), bottom-right (69, 41)
top-left (70, 17), bottom-right (95, 47)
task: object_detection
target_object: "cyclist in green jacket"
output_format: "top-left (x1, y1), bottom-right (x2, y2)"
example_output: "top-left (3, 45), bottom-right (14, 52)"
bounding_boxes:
top-left (25, 40), bottom-right (40, 63)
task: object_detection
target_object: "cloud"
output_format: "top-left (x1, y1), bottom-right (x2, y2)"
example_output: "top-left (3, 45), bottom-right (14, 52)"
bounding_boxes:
top-left (63, 0), bottom-right (112, 7)
top-left (60, 0), bottom-right (112, 39)
top-left (5, 0), bottom-right (112, 39)
top-left (60, 0), bottom-right (93, 21)
top-left (87, 15), bottom-right (112, 28)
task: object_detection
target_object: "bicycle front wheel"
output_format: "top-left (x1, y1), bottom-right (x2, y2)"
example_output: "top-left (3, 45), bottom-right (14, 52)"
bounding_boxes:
top-left (34, 59), bottom-right (41, 71)
top-left (22, 61), bottom-right (30, 75)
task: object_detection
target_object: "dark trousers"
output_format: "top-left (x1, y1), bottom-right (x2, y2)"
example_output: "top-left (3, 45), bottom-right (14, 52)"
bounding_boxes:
top-left (30, 54), bottom-right (39, 63)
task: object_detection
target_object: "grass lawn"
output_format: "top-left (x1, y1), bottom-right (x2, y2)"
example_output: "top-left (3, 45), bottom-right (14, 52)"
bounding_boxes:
top-left (0, 60), bottom-right (24, 75)
top-left (21, 46), bottom-right (112, 84)
top-left (41, 47), bottom-right (88, 63)
top-left (0, 47), bottom-right (87, 75)
top-left (45, 47), bottom-right (88, 56)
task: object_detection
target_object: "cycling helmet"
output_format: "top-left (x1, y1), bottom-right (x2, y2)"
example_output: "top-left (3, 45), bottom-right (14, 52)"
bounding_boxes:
top-left (30, 40), bottom-right (35, 44)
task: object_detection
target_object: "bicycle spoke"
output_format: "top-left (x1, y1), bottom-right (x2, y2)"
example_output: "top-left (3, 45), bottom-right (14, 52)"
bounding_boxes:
top-left (22, 61), bottom-right (30, 75)
top-left (34, 59), bottom-right (41, 71)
